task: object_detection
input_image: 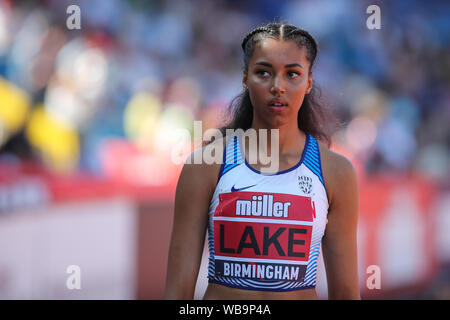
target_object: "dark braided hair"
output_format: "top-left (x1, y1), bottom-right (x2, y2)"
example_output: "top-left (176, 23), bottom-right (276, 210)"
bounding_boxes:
top-left (220, 22), bottom-right (339, 147)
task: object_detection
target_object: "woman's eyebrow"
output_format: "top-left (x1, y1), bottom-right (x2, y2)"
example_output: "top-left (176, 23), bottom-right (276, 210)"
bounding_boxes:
top-left (255, 61), bottom-right (304, 69)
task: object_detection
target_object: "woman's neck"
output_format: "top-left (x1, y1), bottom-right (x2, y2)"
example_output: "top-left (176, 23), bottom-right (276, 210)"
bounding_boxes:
top-left (250, 120), bottom-right (305, 155)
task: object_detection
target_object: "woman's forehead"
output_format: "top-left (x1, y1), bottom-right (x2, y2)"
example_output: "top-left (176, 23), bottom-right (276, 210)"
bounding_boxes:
top-left (250, 38), bottom-right (310, 67)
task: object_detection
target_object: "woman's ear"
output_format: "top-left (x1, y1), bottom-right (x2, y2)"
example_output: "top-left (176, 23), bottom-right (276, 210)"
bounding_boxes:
top-left (242, 72), bottom-right (248, 91)
top-left (306, 72), bottom-right (313, 94)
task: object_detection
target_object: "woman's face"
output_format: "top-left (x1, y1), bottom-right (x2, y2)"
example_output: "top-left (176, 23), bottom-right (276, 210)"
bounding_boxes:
top-left (243, 38), bottom-right (313, 129)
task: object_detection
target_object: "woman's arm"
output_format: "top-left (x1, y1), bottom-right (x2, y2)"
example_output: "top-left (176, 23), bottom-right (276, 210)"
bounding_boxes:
top-left (164, 148), bottom-right (219, 299)
top-left (321, 147), bottom-right (361, 299)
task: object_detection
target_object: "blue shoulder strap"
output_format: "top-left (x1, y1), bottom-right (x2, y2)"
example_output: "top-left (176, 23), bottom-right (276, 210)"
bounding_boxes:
top-left (302, 135), bottom-right (325, 187)
top-left (217, 135), bottom-right (243, 181)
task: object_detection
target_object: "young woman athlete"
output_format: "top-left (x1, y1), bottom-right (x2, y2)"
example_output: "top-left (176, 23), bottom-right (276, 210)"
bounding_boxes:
top-left (164, 23), bottom-right (360, 300)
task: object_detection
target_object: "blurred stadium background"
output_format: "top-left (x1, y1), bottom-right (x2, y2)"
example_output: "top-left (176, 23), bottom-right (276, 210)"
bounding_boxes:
top-left (0, 0), bottom-right (448, 299)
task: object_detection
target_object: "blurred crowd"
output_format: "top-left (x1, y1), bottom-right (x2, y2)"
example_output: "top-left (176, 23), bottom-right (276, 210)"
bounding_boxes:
top-left (0, 0), bottom-right (448, 185)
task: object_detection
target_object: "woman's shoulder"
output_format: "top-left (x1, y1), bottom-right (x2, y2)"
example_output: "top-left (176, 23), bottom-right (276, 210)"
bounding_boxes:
top-left (180, 136), bottom-right (228, 191)
top-left (317, 140), bottom-right (358, 205)
top-left (317, 140), bottom-right (356, 178)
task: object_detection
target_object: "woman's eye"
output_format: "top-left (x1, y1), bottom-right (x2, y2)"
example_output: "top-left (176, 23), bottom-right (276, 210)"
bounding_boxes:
top-left (287, 71), bottom-right (300, 78)
top-left (256, 70), bottom-right (269, 77)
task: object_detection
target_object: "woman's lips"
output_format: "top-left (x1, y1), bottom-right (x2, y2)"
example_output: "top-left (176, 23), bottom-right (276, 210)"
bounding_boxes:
top-left (269, 105), bottom-right (287, 113)
top-left (268, 100), bottom-right (288, 113)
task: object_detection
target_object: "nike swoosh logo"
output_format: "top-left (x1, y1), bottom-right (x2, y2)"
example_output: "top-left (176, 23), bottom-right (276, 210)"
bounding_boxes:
top-left (231, 184), bottom-right (256, 192)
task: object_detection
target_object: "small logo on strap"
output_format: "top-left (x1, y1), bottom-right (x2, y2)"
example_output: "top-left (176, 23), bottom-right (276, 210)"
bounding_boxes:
top-left (298, 175), bottom-right (313, 195)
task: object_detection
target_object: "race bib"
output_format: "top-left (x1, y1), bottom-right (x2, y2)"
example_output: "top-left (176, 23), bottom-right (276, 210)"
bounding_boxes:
top-left (213, 191), bottom-right (315, 282)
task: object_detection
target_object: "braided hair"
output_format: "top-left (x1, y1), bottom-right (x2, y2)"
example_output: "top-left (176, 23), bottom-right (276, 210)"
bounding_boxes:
top-left (220, 22), bottom-right (338, 147)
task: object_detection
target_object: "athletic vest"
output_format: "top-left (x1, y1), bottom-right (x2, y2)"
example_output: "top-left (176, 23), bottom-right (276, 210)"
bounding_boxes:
top-left (207, 132), bottom-right (329, 291)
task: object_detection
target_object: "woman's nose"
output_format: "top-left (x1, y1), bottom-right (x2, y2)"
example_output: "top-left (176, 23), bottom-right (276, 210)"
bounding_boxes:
top-left (270, 85), bottom-right (286, 95)
top-left (270, 76), bottom-right (286, 94)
